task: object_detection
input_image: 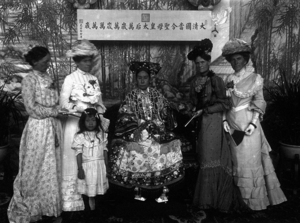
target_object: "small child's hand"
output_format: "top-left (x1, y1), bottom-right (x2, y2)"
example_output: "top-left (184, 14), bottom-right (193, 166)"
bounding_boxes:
top-left (78, 168), bottom-right (85, 180)
top-left (105, 165), bottom-right (111, 178)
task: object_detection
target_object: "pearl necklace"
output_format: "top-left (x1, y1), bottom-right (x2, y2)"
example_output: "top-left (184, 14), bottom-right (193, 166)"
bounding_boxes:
top-left (138, 88), bottom-right (153, 121)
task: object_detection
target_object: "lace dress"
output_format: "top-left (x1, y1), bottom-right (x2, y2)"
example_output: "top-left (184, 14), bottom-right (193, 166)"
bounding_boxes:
top-left (60, 68), bottom-right (107, 211)
top-left (224, 68), bottom-right (287, 210)
top-left (7, 71), bottom-right (62, 223)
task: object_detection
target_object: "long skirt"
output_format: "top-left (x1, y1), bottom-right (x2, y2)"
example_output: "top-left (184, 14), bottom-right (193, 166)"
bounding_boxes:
top-left (193, 113), bottom-right (247, 212)
top-left (61, 115), bottom-right (85, 211)
top-left (7, 117), bottom-right (62, 223)
top-left (227, 107), bottom-right (287, 210)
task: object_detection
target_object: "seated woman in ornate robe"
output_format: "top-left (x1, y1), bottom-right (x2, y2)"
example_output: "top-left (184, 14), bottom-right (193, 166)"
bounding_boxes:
top-left (109, 61), bottom-right (184, 201)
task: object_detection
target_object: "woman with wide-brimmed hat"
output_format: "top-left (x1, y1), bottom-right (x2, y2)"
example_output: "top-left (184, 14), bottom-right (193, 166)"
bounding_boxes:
top-left (221, 39), bottom-right (287, 210)
top-left (60, 40), bottom-right (109, 213)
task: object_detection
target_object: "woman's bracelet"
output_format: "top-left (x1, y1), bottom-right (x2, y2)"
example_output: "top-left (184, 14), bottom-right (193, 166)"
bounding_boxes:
top-left (250, 122), bottom-right (257, 129)
top-left (72, 104), bottom-right (76, 110)
top-left (223, 119), bottom-right (228, 123)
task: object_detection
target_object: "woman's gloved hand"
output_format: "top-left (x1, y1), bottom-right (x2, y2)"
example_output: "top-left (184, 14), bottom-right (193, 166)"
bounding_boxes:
top-left (223, 120), bottom-right (230, 132)
top-left (245, 123), bottom-right (256, 135)
top-left (75, 101), bottom-right (89, 112)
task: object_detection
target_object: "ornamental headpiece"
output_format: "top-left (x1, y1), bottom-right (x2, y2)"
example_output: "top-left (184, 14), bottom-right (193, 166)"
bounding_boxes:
top-left (66, 39), bottom-right (98, 58)
top-left (129, 61), bottom-right (161, 75)
top-left (221, 38), bottom-right (251, 57)
top-left (187, 38), bottom-right (213, 61)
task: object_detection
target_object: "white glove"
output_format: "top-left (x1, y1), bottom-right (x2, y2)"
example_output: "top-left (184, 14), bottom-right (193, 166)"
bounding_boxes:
top-left (75, 104), bottom-right (88, 112)
top-left (223, 120), bottom-right (230, 132)
top-left (245, 124), bottom-right (255, 135)
top-left (97, 104), bottom-right (107, 114)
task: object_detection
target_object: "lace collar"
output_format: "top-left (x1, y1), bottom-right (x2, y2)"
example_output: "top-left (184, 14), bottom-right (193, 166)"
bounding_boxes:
top-left (234, 67), bottom-right (246, 77)
top-left (226, 71), bottom-right (263, 99)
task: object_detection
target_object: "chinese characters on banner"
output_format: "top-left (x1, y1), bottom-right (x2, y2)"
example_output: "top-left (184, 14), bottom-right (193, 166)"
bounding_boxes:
top-left (77, 10), bottom-right (212, 41)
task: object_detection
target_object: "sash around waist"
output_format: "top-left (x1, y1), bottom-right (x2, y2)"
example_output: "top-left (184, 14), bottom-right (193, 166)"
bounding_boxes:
top-left (83, 157), bottom-right (104, 163)
top-left (231, 103), bottom-right (250, 112)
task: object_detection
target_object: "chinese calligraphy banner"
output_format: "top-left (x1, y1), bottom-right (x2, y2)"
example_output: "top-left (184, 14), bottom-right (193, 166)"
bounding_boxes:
top-left (77, 10), bottom-right (212, 41)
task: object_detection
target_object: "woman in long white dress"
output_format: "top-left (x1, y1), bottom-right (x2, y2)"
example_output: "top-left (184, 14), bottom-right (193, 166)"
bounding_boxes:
top-left (221, 39), bottom-right (287, 210)
top-left (60, 40), bottom-right (108, 212)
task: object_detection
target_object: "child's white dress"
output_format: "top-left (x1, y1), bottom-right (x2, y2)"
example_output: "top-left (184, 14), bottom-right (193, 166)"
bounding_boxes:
top-left (72, 131), bottom-right (109, 196)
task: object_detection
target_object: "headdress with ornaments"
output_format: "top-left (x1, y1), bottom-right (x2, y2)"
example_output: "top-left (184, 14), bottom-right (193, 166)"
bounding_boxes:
top-left (187, 38), bottom-right (213, 61)
top-left (129, 61), bottom-right (161, 75)
top-left (221, 38), bottom-right (251, 57)
top-left (66, 39), bottom-right (98, 58)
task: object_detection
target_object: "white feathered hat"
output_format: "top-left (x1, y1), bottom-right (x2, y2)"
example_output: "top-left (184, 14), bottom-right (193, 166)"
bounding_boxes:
top-left (66, 39), bottom-right (98, 58)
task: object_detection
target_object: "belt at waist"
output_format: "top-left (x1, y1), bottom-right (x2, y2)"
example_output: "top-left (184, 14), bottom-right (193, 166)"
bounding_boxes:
top-left (232, 103), bottom-right (250, 112)
top-left (83, 157), bottom-right (104, 163)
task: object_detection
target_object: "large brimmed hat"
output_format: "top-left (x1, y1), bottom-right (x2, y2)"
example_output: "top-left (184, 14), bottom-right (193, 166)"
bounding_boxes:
top-left (222, 39), bottom-right (251, 57)
top-left (187, 38), bottom-right (213, 61)
top-left (129, 61), bottom-right (161, 75)
top-left (66, 39), bottom-right (98, 58)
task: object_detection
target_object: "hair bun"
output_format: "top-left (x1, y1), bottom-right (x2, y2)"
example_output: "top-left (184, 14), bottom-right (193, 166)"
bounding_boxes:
top-left (187, 38), bottom-right (213, 61)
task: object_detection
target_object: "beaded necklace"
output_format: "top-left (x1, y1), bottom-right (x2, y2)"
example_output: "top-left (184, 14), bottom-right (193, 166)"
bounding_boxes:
top-left (138, 88), bottom-right (153, 121)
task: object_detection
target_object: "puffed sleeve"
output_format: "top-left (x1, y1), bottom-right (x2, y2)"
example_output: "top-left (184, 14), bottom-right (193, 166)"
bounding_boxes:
top-left (95, 79), bottom-right (107, 113)
top-left (72, 133), bottom-right (84, 156)
top-left (60, 75), bottom-right (75, 110)
top-left (22, 75), bottom-right (58, 119)
top-left (249, 75), bottom-right (266, 117)
top-left (249, 88), bottom-right (266, 118)
top-left (189, 76), bottom-right (198, 107)
top-left (206, 76), bottom-right (231, 113)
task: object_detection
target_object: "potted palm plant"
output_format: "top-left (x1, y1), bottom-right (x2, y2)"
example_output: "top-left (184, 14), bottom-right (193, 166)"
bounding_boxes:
top-left (264, 69), bottom-right (300, 159)
top-left (0, 62), bottom-right (26, 163)
top-left (0, 85), bottom-right (25, 162)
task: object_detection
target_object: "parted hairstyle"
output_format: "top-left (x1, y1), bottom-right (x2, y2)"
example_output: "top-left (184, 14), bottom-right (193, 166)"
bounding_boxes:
top-left (24, 46), bottom-right (50, 66)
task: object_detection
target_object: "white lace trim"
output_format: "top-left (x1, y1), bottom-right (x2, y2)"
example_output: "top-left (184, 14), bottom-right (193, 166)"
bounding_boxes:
top-left (61, 176), bottom-right (85, 211)
top-left (227, 72), bottom-right (263, 99)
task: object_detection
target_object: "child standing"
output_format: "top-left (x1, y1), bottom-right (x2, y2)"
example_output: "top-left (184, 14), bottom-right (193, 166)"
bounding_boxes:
top-left (72, 108), bottom-right (109, 215)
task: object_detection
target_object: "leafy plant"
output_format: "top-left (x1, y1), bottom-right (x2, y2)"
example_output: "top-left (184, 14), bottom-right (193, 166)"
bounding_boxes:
top-left (0, 52), bottom-right (27, 146)
top-left (0, 0), bottom-right (77, 92)
top-left (0, 84), bottom-right (26, 146)
top-left (264, 69), bottom-right (300, 145)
